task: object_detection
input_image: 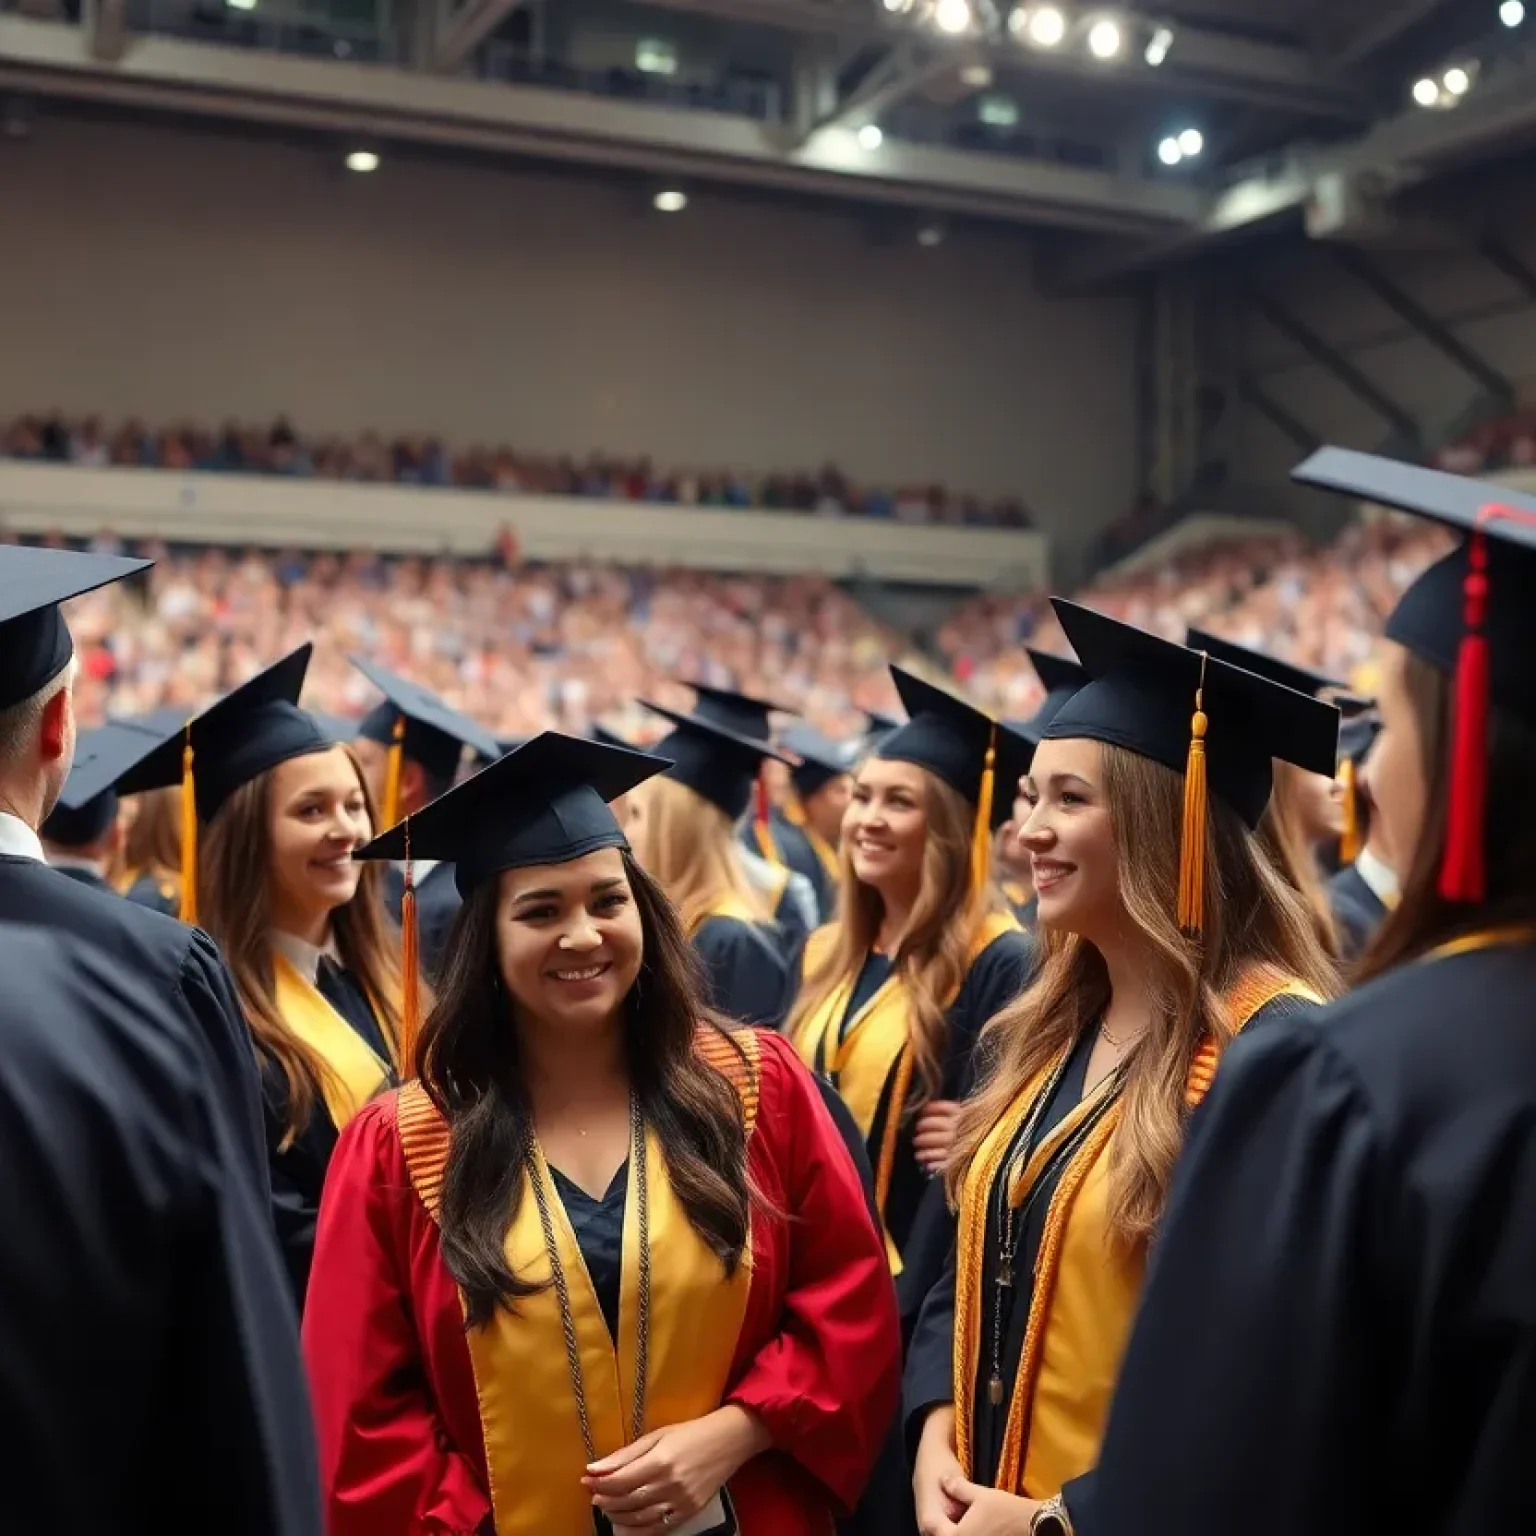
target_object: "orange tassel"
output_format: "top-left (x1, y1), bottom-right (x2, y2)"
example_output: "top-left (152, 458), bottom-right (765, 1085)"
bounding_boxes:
top-left (1177, 660), bottom-right (1209, 940)
top-left (178, 730), bottom-right (198, 926)
top-left (1338, 758), bottom-right (1361, 866)
top-left (397, 820), bottom-right (421, 1078)
top-left (381, 712), bottom-right (406, 829)
top-left (970, 724), bottom-right (998, 906)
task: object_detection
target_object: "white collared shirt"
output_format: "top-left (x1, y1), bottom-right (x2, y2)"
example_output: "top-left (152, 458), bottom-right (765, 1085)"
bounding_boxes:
top-left (271, 929), bottom-right (342, 986)
top-left (0, 811), bottom-right (44, 863)
top-left (1354, 846), bottom-right (1400, 908)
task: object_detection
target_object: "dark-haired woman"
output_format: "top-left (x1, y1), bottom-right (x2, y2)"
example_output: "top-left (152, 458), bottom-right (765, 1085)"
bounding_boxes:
top-left (1086, 451), bottom-right (1536, 1536)
top-left (302, 734), bottom-right (901, 1536)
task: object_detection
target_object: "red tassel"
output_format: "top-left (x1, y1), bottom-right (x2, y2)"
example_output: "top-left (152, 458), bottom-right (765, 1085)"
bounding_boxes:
top-left (755, 764), bottom-right (771, 834)
top-left (1439, 530), bottom-right (1491, 903)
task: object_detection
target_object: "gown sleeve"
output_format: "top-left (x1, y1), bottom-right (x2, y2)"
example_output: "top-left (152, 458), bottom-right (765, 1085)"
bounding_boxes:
top-left (1082, 1019), bottom-right (1387, 1536)
top-left (726, 1033), bottom-right (902, 1515)
top-left (902, 1241), bottom-right (957, 1461)
top-left (695, 917), bottom-right (791, 1029)
top-left (302, 1098), bottom-right (492, 1536)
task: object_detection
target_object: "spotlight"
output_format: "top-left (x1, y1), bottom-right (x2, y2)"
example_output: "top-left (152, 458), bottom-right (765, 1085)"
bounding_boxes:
top-left (1157, 136), bottom-right (1182, 165)
top-left (345, 149), bottom-right (379, 172)
top-left (1021, 5), bottom-right (1067, 47)
top-left (1177, 126), bottom-right (1203, 157)
top-left (1145, 24), bottom-right (1173, 65)
top-left (653, 188), bottom-right (688, 212)
top-left (1087, 17), bottom-right (1123, 58)
top-left (935, 0), bottom-right (972, 34)
top-left (1501, 0), bottom-right (1524, 25)
top-left (226, 0), bottom-right (257, 9)
top-left (1443, 65), bottom-right (1470, 95)
top-left (857, 122), bottom-right (884, 149)
top-left (1412, 76), bottom-right (1440, 106)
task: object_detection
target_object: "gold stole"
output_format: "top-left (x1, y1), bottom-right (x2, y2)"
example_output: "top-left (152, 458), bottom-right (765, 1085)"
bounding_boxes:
top-left (271, 951), bottom-right (394, 1131)
top-left (791, 911), bottom-right (1021, 1272)
top-left (398, 1028), bottom-right (762, 1536)
top-left (783, 799), bottom-right (841, 886)
top-left (953, 965), bottom-right (1323, 1497)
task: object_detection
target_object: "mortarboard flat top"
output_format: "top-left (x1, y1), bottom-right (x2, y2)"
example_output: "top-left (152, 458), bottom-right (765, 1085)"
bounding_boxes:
top-left (351, 657), bottom-right (502, 782)
top-left (643, 703), bottom-right (793, 822)
top-left (780, 722), bottom-right (856, 800)
top-left (687, 682), bottom-right (797, 744)
top-left (116, 644), bottom-right (334, 820)
top-left (1018, 648), bottom-right (1089, 750)
top-left (108, 705), bottom-right (191, 739)
top-left (1292, 446), bottom-right (1536, 719)
top-left (877, 667), bottom-right (1034, 830)
top-left (1042, 600), bottom-right (1340, 829)
top-left (0, 546), bottom-right (152, 711)
top-left (1184, 628), bottom-right (1345, 701)
top-left (356, 732), bottom-right (671, 897)
top-left (43, 719), bottom-right (182, 847)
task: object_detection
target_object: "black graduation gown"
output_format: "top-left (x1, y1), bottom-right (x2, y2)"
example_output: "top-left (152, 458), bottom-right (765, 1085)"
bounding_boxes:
top-left (0, 923), bottom-right (321, 1536)
top-left (760, 811), bottom-right (838, 925)
top-left (383, 860), bottom-right (461, 983)
top-left (124, 870), bottom-right (179, 916)
top-left (1326, 862), bottom-right (1388, 964)
top-left (49, 862), bottom-right (116, 894)
top-left (695, 914), bottom-right (792, 1029)
top-left (0, 854), bottom-right (268, 1195)
top-left (1087, 938), bottom-right (1536, 1536)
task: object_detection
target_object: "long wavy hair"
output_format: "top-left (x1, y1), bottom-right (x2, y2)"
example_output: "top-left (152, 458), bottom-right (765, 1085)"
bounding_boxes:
top-left (789, 763), bottom-right (995, 1105)
top-left (952, 745), bottom-right (1340, 1250)
top-left (420, 851), bottom-right (753, 1327)
top-left (198, 745), bottom-right (404, 1143)
top-left (628, 774), bottom-right (769, 934)
top-left (120, 784), bottom-right (182, 889)
top-left (1257, 760), bottom-right (1340, 959)
top-left (1358, 649), bottom-right (1536, 981)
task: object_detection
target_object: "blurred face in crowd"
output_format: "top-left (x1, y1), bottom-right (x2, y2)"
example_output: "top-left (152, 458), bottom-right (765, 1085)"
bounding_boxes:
top-left (1293, 767), bottom-right (1345, 845)
top-left (351, 734), bottom-right (389, 810)
top-left (1016, 737), bottom-right (1120, 941)
top-left (266, 746), bottom-right (371, 939)
top-left (495, 847), bottom-right (643, 1036)
top-left (803, 773), bottom-right (852, 847)
top-left (1363, 642), bottom-right (1425, 875)
top-left (844, 758), bottom-right (927, 903)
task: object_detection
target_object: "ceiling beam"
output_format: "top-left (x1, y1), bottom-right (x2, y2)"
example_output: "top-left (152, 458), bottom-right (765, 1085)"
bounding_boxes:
top-left (1332, 0), bottom-right (1451, 68)
top-left (800, 43), bottom-right (976, 143)
top-left (431, 0), bottom-right (526, 72)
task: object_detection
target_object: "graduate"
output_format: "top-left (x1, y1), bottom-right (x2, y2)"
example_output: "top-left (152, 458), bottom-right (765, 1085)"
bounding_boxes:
top-left (1086, 450), bottom-right (1536, 1536)
top-left (0, 545), bottom-right (270, 1196)
top-left (40, 725), bottom-right (134, 892)
top-left (129, 644), bottom-right (407, 1301)
top-left (789, 666), bottom-right (1036, 1324)
top-left (0, 923), bottom-right (322, 1536)
top-left (1325, 703), bottom-right (1396, 962)
top-left (629, 704), bottom-right (797, 1027)
top-left (765, 722), bottom-right (855, 924)
top-left (302, 734), bottom-right (902, 1536)
top-left (104, 706), bottom-right (189, 909)
top-left (348, 657), bottom-right (502, 981)
top-left (906, 600), bottom-right (1341, 1536)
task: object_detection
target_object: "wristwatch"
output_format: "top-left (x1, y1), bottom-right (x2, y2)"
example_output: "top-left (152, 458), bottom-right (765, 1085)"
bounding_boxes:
top-left (1030, 1493), bottom-right (1073, 1536)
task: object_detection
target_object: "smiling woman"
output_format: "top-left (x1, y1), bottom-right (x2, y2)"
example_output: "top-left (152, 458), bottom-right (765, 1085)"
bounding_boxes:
top-left (302, 733), bottom-right (901, 1536)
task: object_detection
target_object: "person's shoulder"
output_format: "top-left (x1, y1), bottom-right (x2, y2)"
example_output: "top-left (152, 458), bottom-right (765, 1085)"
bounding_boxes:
top-left (8, 859), bottom-right (196, 967)
top-left (963, 919), bottom-right (1037, 991)
top-left (697, 911), bottom-right (777, 960)
top-left (337, 1087), bottom-right (412, 1168)
top-left (698, 1024), bottom-right (808, 1116)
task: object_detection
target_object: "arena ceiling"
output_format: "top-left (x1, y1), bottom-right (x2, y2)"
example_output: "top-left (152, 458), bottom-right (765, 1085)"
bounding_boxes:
top-left (1, 0), bottom-right (1534, 277)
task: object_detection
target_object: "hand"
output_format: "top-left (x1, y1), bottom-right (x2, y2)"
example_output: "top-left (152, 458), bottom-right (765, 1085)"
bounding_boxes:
top-left (913, 1406), bottom-right (966, 1536)
top-left (943, 1472), bottom-right (1041, 1535)
top-left (914, 1099), bottom-right (965, 1174)
top-left (584, 1406), bottom-right (769, 1533)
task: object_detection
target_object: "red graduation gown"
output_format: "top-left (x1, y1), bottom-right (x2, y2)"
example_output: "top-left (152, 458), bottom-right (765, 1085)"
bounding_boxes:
top-left (302, 1029), bottom-right (901, 1536)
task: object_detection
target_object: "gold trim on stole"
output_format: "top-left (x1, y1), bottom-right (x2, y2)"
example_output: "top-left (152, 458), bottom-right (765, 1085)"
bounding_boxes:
top-left (398, 1027), bottom-right (762, 1536)
top-left (271, 951), bottom-right (394, 1131)
top-left (954, 966), bottom-right (1323, 1494)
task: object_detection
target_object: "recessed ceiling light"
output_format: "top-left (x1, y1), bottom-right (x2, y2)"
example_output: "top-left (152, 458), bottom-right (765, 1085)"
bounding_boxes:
top-left (653, 188), bottom-right (688, 212)
top-left (1087, 18), bottom-right (1123, 59)
top-left (857, 122), bottom-right (884, 149)
top-left (345, 149), bottom-right (379, 173)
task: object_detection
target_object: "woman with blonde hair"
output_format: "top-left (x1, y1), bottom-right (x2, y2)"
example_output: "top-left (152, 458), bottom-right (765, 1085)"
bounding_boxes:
top-left (789, 667), bottom-right (1036, 1317)
top-left (119, 783), bottom-right (183, 912)
top-left (907, 602), bottom-right (1341, 1536)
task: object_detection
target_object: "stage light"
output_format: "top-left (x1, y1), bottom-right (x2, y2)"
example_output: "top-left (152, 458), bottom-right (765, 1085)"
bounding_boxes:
top-left (1500, 0), bottom-right (1524, 26)
top-left (1157, 136), bottom-right (1182, 165)
top-left (227, 0), bottom-right (257, 10)
top-left (1412, 76), bottom-right (1440, 105)
top-left (857, 122), bottom-right (884, 149)
top-left (1024, 6), bottom-right (1068, 47)
top-left (1177, 126), bottom-right (1203, 156)
top-left (1087, 17), bottom-right (1123, 58)
top-left (653, 188), bottom-right (688, 212)
top-left (345, 149), bottom-right (379, 172)
top-left (1443, 65), bottom-right (1470, 95)
top-left (935, 0), bottom-right (972, 34)
top-left (1145, 24), bottom-right (1173, 65)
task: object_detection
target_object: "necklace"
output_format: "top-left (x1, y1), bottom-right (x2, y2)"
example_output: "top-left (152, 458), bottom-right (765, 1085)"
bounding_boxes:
top-left (1099, 1019), bottom-right (1130, 1049)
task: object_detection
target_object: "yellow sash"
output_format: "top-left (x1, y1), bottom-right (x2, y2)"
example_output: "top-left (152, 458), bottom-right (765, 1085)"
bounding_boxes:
top-left (398, 1028), bottom-right (761, 1536)
top-left (271, 951), bottom-right (393, 1131)
top-left (954, 965), bottom-right (1322, 1496)
top-left (792, 911), bottom-right (1021, 1270)
top-left (783, 799), bottom-right (842, 886)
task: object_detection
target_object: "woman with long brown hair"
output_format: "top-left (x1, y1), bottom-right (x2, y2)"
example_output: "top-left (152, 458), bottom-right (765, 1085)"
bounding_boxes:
top-left (1085, 451), bottom-right (1536, 1536)
top-left (908, 601), bottom-right (1340, 1536)
top-left (301, 733), bottom-right (900, 1536)
top-left (143, 645), bottom-right (405, 1301)
top-left (789, 667), bottom-right (1036, 1319)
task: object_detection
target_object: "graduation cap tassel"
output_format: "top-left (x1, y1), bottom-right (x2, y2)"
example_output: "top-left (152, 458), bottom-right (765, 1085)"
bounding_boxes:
top-left (382, 712), bottom-right (406, 829)
top-left (970, 724), bottom-right (998, 907)
top-left (178, 728), bottom-right (198, 927)
top-left (1440, 525), bottom-right (1493, 903)
top-left (1177, 663), bottom-right (1209, 941)
top-left (398, 818), bottom-right (422, 1077)
top-left (1338, 758), bottom-right (1361, 867)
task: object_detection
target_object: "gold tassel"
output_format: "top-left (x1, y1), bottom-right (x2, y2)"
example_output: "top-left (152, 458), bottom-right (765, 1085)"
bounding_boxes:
top-left (178, 730), bottom-right (198, 926)
top-left (381, 712), bottom-right (406, 829)
top-left (1338, 758), bottom-right (1361, 865)
top-left (397, 819), bottom-right (421, 1078)
top-left (970, 723), bottom-right (998, 906)
top-left (1177, 660), bottom-right (1209, 941)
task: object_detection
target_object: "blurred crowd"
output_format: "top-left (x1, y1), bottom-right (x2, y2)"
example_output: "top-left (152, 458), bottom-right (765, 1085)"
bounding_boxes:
top-left (1435, 408), bottom-right (1536, 476)
top-left (1, 410), bottom-right (1036, 528)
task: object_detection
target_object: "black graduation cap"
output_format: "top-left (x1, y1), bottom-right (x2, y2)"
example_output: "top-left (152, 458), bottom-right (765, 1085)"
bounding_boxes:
top-left (1018, 648), bottom-right (1089, 750)
top-left (42, 718), bottom-right (175, 847)
top-left (351, 657), bottom-right (501, 786)
top-left (688, 683), bottom-right (796, 745)
top-left (117, 645), bottom-right (332, 821)
top-left (355, 732), bottom-right (671, 898)
top-left (108, 705), bottom-right (191, 738)
top-left (780, 722), bottom-right (856, 801)
top-left (642, 703), bottom-right (794, 822)
top-left (1184, 628), bottom-right (1345, 701)
top-left (0, 546), bottom-right (152, 711)
top-left (1337, 704), bottom-right (1381, 768)
top-left (308, 710), bottom-right (359, 744)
